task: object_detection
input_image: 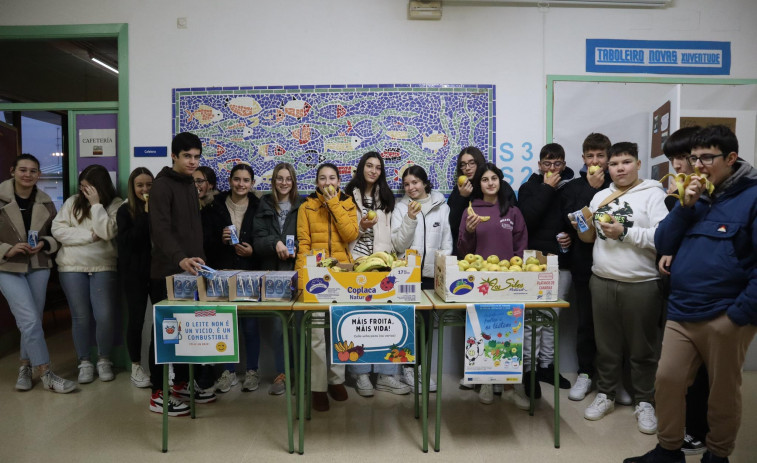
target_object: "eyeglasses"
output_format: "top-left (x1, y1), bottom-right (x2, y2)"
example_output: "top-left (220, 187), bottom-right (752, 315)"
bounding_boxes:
top-left (540, 161), bottom-right (565, 168)
top-left (460, 161), bottom-right (478, 168)
top-left (686, 153), bottom-right (725, 166)
top-left (275, 177), bottom-right (292, 183)
top-left (194, 179), bottom-right (207, 185)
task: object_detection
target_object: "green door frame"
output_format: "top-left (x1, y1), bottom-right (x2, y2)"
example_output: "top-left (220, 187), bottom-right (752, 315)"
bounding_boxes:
top-left (546, 75), bottom-right (757, 143)
top-left (0, 23), bottom-right (129, 195)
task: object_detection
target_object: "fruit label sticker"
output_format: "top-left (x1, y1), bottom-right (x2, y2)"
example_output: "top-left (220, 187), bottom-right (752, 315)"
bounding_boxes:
top-left (153, 304), bottom-right (240, 364)
top-left (462, 303), bottom-right (525, 385)
top-left (330, 305), bottom-right (415, 364)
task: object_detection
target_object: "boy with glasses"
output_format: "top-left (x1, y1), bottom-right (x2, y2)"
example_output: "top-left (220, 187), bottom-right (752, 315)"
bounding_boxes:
top-left (518, 143), bottom-right (575, 398)
top-left (626, 125), bottom-right (757, 463)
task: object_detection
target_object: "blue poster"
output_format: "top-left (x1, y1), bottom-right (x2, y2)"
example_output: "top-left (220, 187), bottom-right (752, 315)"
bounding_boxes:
top-left (154, 304), bottom-right (239, 364)
top-left (586, 39), bottom-right (730, 75)
top-left (463, 303), bottom-right (525, 385)
top-left (330, 305), bottom-right (415, 365)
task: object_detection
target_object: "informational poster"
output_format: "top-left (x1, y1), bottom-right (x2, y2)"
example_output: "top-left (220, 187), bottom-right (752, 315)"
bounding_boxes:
top-left (330, 305), bottom-right (415, 365)
top-left (463, 303), bottom-right (525, 385)
top-left (78, 128), bottom-right (116, 157)
top-left (154, 304), bottom-right (239, 364)
top-left (651, 100), bottom-right (671, 159)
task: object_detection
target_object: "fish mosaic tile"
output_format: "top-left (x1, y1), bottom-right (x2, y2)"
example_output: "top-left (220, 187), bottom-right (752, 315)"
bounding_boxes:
top-left (173, 84), bottom-right (494, 194)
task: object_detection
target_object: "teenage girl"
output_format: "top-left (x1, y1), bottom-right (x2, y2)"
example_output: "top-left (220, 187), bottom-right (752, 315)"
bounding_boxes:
top-left (117, 167), bottom-right (154, 388)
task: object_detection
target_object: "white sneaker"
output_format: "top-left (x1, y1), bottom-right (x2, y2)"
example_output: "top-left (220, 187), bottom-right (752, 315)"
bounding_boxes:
top-left (616, 384), bottom-right (633, 406)
top-left (584, 393), bottom-right (615, 420)
top-left (41, 370), bottom-right (76, 394)
top-left (242, 370), bottom-right (259, 392)
top-left (78, 360), bottom-right (94, 384)
top-left (130, 364), bottom-right (152, 388)
top-left (569, 373), bottom-right (592, 401)
top-left (376, 374), bottom-right (411, 395)
top-left (97, 359), bottom-right (114, 382)
top-left (506, 385), bottom-right (531, 411)
top-left (634, 402), bottom-right (658, 434)
top-left (215, 370), bottom-right (238, 393)
top-left (353, 373), bottom-right (374, 397)
top-left (401, 366), bottom-right (437, 392)
top-left (15, 365), bottom-right (33, 391)
top-left (479, 384), bottom-right (494, 404)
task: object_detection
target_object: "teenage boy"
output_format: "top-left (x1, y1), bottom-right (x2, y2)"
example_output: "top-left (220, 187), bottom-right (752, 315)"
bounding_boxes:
top-left (659, 126), bottom-right (709, 456)
top-left (626, 126), bottom-right (757, 463)
top-left (559, 133), bottom-right (612, 401)
top-left (518, 143), bottom-right (574, 398)
top-left (146, 132), bottom-right (215, 416)
top-left (579, 142), bottom-right (668, 435)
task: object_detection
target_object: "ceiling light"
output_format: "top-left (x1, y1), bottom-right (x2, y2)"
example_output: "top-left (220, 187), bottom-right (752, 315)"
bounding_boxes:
top-left (91, 56), bottom-right (119, 74)
top-left (408, 1), bottom-right (442, 20)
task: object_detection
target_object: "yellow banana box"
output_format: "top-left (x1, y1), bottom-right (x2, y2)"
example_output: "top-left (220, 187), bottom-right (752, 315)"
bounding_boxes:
top-left (301, 250), bottom-right (422, 303)
top-left (434, 250), bottom-right (559, 302)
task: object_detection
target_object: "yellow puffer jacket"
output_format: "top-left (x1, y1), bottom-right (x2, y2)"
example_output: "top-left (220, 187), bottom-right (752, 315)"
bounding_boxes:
top-left (295, 191), bottom-right (359, 274)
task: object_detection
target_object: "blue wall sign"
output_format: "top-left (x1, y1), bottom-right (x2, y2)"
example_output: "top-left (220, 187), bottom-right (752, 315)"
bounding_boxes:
top-left (135, 146), bottom-right (168, 157)
top-left (586, 39), bottom-right (730, 75)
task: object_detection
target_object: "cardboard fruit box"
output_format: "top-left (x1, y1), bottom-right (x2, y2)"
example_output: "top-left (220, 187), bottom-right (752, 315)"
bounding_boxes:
top-left (434, 250), bottom-right (559, 302)
top-left (300, 250), bottom-right (422, 303)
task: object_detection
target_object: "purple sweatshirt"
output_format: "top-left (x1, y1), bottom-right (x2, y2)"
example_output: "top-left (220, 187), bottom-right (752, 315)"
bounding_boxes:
top-left (457, 198), bottom-right (528, 260)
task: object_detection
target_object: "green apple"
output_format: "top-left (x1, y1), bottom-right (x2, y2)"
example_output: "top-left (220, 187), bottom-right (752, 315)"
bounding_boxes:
top-left (486, 255), bottom-right (500, 265)
top-left (598, 213), bottom-right (613, 223)
top-left (588, 165), bottom-right (601, 175)
top-left (465, 267), bottom-right (478, 272)
top-left (366, 210), bottom-right (377, 220)
top-left (465, 253), bottom-right (476, 263)
top-left (525, 257), bottom-right (540, 266)
top-left (509, 256), bottom-right (523, 267)
top-left (458, 260), bottom-right (470, 271)
top-left (469, 260), bottom-right (483, 270)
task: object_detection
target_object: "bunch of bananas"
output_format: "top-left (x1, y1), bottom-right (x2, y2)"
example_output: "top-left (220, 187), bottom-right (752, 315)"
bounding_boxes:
top-left (660, 167), bottom-right (715, 206)
top-left (468, 201), bottom-right (490, 222)
top-left (334, 340), bottom-right (355, 352)
top-left (353, 251), bottom-right (406, 272)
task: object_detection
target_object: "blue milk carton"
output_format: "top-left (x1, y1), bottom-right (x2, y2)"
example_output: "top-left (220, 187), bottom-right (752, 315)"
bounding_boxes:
top-left (261, 271), bottom-right (298, 301)
top-left (230, 271), bottom-right (267, 302)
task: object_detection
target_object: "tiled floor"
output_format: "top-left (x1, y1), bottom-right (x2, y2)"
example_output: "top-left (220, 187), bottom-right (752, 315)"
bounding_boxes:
top-left (1, 329), bottom-right (755, 462)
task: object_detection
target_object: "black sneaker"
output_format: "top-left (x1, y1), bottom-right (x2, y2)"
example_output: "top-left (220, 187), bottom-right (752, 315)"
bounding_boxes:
top-left (172, 381), bottom-right (217, 403)
top-left (149, 390), bottom-right (190, 416)
top-left (536, 364), bottom-right (571, 389)
top-left (682, 433), bottom-right (706, 455)
top-left (523, 372), bottom-right (542, 399)
top-left (701, 451), bottom-right (729, 463)
top-left (623, 444), bottom-right (685, 463)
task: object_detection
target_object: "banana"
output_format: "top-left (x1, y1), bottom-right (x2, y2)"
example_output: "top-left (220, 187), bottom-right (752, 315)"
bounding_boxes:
top-left (371, 251), bottom-right (394, 267)
top-left (348, 341), bottom-right (354, 350)
top-left (468, 201), bottom-right (491, 222)
top-left (354, 256), bottom-right (369, 264)
top-left (355, 257), bottom-right (388, 272)
top-left (660, 167), bottom-right (715, 206)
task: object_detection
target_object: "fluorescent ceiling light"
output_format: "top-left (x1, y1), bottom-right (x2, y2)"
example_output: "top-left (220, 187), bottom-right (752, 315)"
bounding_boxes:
top-left (91, 56), bottom-right (119, 74)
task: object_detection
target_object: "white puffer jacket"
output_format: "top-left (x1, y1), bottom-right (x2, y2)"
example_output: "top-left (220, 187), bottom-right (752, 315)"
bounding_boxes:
top-left (391, 190), bottom-right (452, 278)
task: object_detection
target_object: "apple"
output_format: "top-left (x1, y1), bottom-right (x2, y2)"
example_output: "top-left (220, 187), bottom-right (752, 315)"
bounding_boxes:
top-left (474, 255), bottom-right (484, 263)
top-left (540, 264), bottom-right (547, 271)
top-left (327, 185), bottom-right (336, 194)
top-left (525, 257), bottom-right (540, 266)
top-left (509, 256), bottom-right (523, 267)
top-left (508, 265), bottom-right (522, 272)
top-left (588, 165), bottom-right (601, 175)
top-left (486, 255), bottom-right (500, 265)
top-left (499, 260), bottom-right (510, 269)
top-left (545, 171), bottom-right (553, 178)
top-left (465, 253), bottom-right (477, 263)
top-left (457, 175), bottom-right (468, 187)
top-left (526, 264), bottom-right (541, 272)
top-left (469, 260), bottom-right (483, 270)
top-left (458, 260), bottom-right (470, 271)
top-left (598, 213), bottom-right (613, 223)
top-left (366, 210), bottom-right (377, 220)
top-left (487, 263), bottom-right (500, 271)
top-left (465, 267), bottom-right (478, 272)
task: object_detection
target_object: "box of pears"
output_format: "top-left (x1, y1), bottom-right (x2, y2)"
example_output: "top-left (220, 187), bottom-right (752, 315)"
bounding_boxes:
top-left (434, 250), bottom-right (559, 302)
top-left (301, 249), bottom-right (422, 303)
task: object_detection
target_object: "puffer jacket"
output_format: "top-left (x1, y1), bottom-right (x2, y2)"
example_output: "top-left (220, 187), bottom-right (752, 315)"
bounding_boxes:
top-left (391, 191), bottom-right (453, 278)
top-left (655, 160), bottom-right (757, 326)
top-left (0, 179), bottom-right (59, 272)
top-left (52, 194), bottom-right (122, 272)
top-left (253, 193), bottom-right (303, 271)
top-left (295, 190), bottom-right (359, 272)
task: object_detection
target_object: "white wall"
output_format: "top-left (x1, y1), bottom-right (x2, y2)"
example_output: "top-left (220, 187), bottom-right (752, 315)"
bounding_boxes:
top-left (2, 0), bottom-right (757, 371)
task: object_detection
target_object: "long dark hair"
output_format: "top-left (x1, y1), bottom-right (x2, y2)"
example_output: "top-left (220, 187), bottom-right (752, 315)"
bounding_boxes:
top-left (402, 165), bottom-right (432, 194)
top-left (472, 163), bottom-right (514, 217)
top-left (455, 146), bottom-right (486, 178)
top-left (345, 151), bottom-right (395, 213)
top-left (127, 167), bottom-right (153, 219)
top-left (72, 164), bottom-right (118, 223)
top-left (271, 162), bottom-right (299, 211)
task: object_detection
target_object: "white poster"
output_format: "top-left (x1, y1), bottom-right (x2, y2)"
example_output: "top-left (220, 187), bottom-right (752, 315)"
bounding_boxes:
top-left (79, 129), bottom-right (116, 157)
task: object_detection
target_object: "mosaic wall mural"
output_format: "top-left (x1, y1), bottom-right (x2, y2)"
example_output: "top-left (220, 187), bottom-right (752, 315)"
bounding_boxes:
top-left (173, 84), bottom-right (495, 194)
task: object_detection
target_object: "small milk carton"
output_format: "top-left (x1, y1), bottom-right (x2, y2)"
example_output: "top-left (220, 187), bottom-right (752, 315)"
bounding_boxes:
top-left (262, 271), bottom-right (298, 302)
top-left (166, 272), bottom-right (199, 301)
top-left (198, 270), bottom-right (240, 302)
top-left (229, 271), bottom-right (267, 302)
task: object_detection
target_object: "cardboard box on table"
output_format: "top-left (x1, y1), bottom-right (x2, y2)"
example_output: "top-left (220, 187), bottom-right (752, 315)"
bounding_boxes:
top-left (434, 250), bottom-right (559, 302)
top-left (300, 250), bottom-right (421, 303)
top-left (229, 271), bottom-right (268, 302)
top-left (197, 270), bottom-right (241, 302)
top-left (262, 271), bottom-right (298, 302)
top-left (165, 272), bottom-right (199, 301)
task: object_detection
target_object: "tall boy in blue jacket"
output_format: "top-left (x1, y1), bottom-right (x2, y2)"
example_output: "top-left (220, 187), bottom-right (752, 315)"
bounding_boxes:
top-left (625, 125), bottom-right (757, 463)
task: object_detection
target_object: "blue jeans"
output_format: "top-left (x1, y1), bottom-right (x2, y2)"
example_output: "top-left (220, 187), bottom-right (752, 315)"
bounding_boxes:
top-left (59, 271), bottom-right (118, 360)
top-left (226, 317), bottom-right (260, 372)
top-left (0, 270), bottom-right (51, 366)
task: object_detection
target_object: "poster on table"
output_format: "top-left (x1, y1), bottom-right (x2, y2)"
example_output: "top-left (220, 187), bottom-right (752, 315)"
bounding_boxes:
top-left (463, 303), bottom-right (525, 385)
top-left (78, 128), bottom-right (116, 157)
top-left (330, 305), bottom-right (415, 365)
top-left (154, 304), bottom-right (239, 364)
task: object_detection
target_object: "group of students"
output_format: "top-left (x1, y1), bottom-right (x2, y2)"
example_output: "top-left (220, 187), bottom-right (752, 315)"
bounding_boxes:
top-left (2, 127), bottom-right (754, 462)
